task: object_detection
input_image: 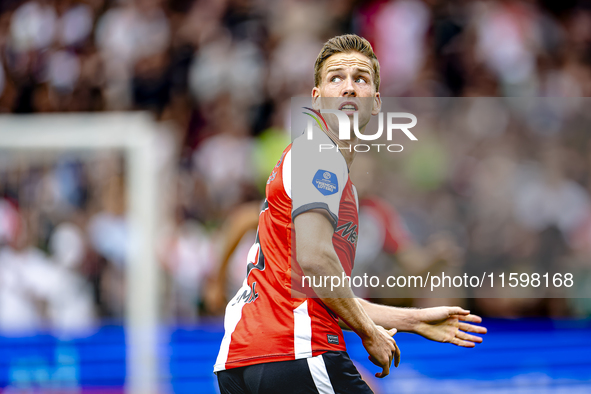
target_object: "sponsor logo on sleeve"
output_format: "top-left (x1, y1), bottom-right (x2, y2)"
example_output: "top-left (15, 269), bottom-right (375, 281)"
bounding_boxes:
top-left (327, 334), bottom-right (339, 345)
top-left (313, 170), bottom-right (339, 196)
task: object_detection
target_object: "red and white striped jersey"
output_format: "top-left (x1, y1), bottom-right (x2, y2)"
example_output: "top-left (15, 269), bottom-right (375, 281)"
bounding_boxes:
top-left (214, 129), bottom-right (359, 372)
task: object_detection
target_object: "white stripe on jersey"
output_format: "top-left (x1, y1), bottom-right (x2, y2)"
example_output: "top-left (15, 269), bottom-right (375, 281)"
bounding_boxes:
top-left (214, 279), bottom-right (249, 372)
top-left (283, 149), bottom-right (292, 199)
top-left (307, 355), bottom-right (336, 394)
top-left (293, 300), bottom-right (312, 359)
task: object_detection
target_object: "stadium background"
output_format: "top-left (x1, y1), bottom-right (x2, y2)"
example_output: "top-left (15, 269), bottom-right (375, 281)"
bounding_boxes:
top-left (1, 0), bottom-right (591, 393)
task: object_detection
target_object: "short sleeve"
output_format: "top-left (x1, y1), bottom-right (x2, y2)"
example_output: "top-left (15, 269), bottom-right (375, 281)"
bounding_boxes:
top-left (290, 133), bottom-right (349, 230)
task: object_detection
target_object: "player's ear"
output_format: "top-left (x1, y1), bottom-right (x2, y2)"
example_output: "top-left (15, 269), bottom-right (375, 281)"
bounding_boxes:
top-left (371, 92), bottom-right (381, 116)
top-left (312, 87), bottom-right (321, 110)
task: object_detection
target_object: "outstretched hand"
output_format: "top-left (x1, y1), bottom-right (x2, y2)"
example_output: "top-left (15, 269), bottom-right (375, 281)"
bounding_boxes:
top-left (413, 306), bottom-right (487, 347)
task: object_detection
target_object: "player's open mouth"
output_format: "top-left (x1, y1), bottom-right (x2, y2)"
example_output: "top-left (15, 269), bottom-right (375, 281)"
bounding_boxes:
top-left (339, 102), bottom-right (358, 112)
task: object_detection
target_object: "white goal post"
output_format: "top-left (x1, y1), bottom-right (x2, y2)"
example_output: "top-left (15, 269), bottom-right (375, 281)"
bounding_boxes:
top-left (0, 113), bottom-right (163, 394)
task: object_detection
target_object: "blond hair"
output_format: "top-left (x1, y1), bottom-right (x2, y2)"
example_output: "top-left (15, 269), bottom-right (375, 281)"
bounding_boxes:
top-left (314, 34), bottom-right (380, 91)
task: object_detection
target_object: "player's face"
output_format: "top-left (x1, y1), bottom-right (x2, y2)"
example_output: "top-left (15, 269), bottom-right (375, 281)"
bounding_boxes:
top-left (312, 52), bottom-right (381, 137)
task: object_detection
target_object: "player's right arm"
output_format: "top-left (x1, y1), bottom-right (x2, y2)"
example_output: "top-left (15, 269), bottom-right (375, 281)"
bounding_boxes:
top-left (294, 209), bottom-right (400, 377)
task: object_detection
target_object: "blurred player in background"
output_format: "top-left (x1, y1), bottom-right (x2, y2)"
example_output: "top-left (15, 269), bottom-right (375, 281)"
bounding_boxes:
top-left (351, 153), bottom-right (463, 306)
top-left (214, 34), bottom-right (486, 394)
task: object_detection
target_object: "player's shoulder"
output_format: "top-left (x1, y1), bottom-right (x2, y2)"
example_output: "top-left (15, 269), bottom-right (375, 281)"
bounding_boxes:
top-left (291, 127), bottom-right (347, 173)
top-left (290, 127), bottom-right (349, 204)
top-left (292, 126), bottom-right (337, 152)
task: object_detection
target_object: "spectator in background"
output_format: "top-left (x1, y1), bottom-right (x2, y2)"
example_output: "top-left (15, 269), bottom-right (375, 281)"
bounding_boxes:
top-left (362, 0), bottom-right (431, 95)
top-left (192, 109), bottom-right (257, 214)
top-left (0, 51), bottom-right (5, 99)
top-left (47, 222), bottom-right (96, 335)
top-left (514, 144), bottom-right (591, 243)
top-left (0, 0), bottom-right (591, 326)
top-left (0, 209), bottom-right (54, 333)
top-left (96, 0), bottom-right (170, 109)
top-left (159, 193), bottom-right (215, 321)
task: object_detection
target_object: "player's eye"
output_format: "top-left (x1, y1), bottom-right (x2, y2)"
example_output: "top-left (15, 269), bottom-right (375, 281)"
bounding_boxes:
top-left (331, 76), bottom-right (342, 83)
top-left (355, 77), bottom-right (367, 83)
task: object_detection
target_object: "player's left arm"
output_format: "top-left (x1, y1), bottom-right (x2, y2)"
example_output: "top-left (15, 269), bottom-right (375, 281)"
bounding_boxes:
top-left (344, 300), bottom-right (487, 347)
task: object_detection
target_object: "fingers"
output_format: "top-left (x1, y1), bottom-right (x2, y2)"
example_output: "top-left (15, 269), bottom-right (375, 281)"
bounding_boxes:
top-left (366, 326), bottom-right (401, 378)
top-left (448, 307), bottom-right (470, 316)
top-left (392, 339), bottom-right (401, 368)
top-left (388, 347), bottom-right (393, 369)
top-left (370, 355), bottom-right (390, 378)
top-left (368, 355), bottom-right (381, 368)
top-left (459, 322), bottom-right (487, 334)
top-left (385, 329), bottom-right (400, 367)
top-left (456, 330), bottom-right (483, 344)
top-left (450, 337), bottom-right (476, 347)
top-left (457, 314), bottom-right (483, 324)
top-left (377, 360), bottom-right (390, 378)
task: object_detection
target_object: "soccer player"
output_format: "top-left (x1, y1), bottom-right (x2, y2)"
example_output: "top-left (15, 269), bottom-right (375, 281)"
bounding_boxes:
top-left (214, 34), bottom-right (486, 394)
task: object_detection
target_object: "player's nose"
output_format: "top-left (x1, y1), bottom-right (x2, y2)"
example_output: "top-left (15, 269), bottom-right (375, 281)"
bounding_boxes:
top-left (341, 76), bottom-right (357, 97)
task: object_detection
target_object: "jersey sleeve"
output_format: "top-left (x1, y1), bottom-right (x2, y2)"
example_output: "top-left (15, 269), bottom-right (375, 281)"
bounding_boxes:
top-left (290, 135), bottom-right (349, 230)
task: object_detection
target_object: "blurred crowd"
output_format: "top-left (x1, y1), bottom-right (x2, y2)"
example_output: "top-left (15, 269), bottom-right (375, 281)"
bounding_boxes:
top-left (350, 98), bottom-right (591, 318)
top-left (1, 0), bottom-right (591, 333)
